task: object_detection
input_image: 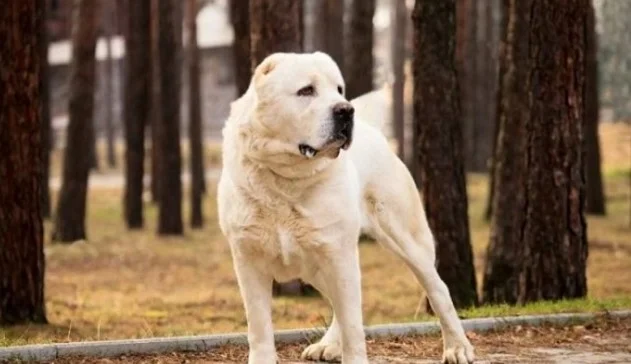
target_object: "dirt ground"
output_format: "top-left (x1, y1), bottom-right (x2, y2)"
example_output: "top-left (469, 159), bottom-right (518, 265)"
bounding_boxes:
top-left (47, 316), bottom-right (631, 363)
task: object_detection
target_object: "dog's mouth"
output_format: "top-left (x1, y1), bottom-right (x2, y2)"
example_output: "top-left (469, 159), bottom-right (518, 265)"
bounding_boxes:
top-left (298, 144), bottom-right (318, 158)
top-left (298, 135), bottom-right (351, 159)
top-left (298, 121), bottom-right (353, 159)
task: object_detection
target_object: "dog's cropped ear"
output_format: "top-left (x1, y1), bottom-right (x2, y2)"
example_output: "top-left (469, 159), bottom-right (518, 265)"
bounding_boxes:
top-left (253, 53), bottom-right (287, 82)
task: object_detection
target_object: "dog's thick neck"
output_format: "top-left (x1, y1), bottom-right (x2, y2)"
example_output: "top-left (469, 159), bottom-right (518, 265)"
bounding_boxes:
top-left (236, 122), bottom-right (336, 181)
top-left (222, 121), bottom-right (339, 203)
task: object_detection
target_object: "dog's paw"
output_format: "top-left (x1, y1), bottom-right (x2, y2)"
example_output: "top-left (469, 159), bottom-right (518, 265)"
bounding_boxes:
top-left (442, 340), bottom-right (475, 364)
top-left (301, 341), bottom-right (342, 362)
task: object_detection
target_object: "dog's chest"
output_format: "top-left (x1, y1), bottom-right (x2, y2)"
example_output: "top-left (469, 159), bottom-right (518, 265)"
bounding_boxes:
top-left (223, 166), bottom-right (357, 280)
top-left (276, 226), bottom-right (298, 266)
top-left (246, 205), bottom-right (326, 281)
top-left (235, 197), bottom-right (324, 263)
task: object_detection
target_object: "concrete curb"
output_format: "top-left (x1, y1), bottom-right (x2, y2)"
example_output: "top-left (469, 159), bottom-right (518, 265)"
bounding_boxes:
top-left (1, 310), bottom-right (629, 362)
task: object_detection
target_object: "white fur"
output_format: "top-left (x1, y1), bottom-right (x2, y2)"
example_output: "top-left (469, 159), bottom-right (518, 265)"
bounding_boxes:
top-left (217, 52), bottom-right (475, 364)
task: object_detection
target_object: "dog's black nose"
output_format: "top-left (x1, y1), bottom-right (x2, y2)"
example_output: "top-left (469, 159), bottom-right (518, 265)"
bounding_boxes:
top-left (332, 102), bottom-right (354, 144)
top-left (332, 102), bottom-right (354, 122)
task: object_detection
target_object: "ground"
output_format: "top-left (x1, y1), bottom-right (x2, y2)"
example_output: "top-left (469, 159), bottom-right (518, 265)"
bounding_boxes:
top-left (44, 316), bottom-right (631, 363)
top-left (0, 123), bottom-right (629, 348)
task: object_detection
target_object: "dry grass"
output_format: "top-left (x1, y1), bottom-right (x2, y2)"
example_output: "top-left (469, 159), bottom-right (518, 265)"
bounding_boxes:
top-left (1, 124), bottom-right (629, 348)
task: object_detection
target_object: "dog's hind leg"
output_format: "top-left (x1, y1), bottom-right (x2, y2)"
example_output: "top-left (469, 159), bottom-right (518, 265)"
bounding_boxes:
top-left (363, 172), bottom-right (475, 364)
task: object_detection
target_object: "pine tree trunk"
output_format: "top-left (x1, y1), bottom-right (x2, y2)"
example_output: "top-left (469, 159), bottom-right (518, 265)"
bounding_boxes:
top-left (466, 0), bottom-right (496, 172)
top-left (412, 0), bottom-right (478, 309)
top-left (104, 1), bottom-right (117, 169)
top-left (391, 0), bottom-right (407, 159)
top-left (484, 0), bottom-right (509, 221)
top-left (38, 0), bottom-right (52, 219)
top-left (483, 0), bottom-right (531, 304)
top-left (517, 0), bottom-right (588, 303)
top-left (150, 0), bottom-right (162, 204)
top-left (52, 0), bottom-right (100, 243)
top-left (250, 0), bottom-right (316, 296)
top-left (315, 0), bottom-right (345, 70)
top-left (346, 0), bottom-right (375, 99)
top-left (187, 0), bottom-right (204, 228)
top-left (229, 0), bottom-right (251, 96)
top-left (0, 0), bottom-right (48, 324)
top-left (89, 118), bottom-right (99, 171)
top-left (124, 0), bottom-right (151, 229)
top-left (480, 0), bottom-right (497, 170)
top-left (484, 0), bottom-right (588, 304)
top-left (455, 0), bottom-right (467, 112)
top-left (462, 0), bottom-right (477, 171)
top-left (157, 0), bottom-right (184, 235)
top-left (298, 0), bottom-right (305, 49)
top-left (584, 1), bottom-right (606, 215)
top-left (250, 0), bottom-right (302, 68)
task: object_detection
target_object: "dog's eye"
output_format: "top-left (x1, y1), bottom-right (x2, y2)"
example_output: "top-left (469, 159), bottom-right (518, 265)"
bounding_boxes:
top-left (337, 86), bottom-right (343, 95)
top-left (297, 85), bottom-right (315, 97)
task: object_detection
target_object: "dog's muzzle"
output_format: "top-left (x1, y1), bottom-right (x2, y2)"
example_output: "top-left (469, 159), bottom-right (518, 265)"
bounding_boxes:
top-left (332, 102), bottom-right (354, 149)
top-left (298, 103), bottom-right (355, 159)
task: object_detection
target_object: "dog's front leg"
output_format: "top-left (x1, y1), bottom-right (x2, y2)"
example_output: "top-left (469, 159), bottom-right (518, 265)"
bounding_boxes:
top-left (232, 256), bottom-right (276, 364)
top-left (319, 246), bottom-right (368, 364)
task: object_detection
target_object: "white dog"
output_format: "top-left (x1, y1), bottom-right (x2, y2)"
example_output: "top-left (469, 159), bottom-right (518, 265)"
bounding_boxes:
top-left (217, 52), bottom-right (475, 364)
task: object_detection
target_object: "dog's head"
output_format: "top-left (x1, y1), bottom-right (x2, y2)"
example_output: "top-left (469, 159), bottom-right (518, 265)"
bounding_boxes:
top-left (247, 52), bottom-right (354, 160)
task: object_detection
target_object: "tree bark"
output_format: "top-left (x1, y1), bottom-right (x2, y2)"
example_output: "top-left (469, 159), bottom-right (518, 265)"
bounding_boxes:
top-left (517, 0), bottom-right (588, 303)
top-left (104, 0), bottom-right (117, 169)
top-left (124, 0), bottom-right (151, 229)
top-left (150, 0), bottom-right (161, 204)
top-left (249, 0), bottom-right (315, 296)
top-left (38, 0), bottom-right (52, 219)
top-left (229, 0), bottom-right (251, 96)
top-left (412, 0), bottom-right (478, 309)
top-left (298, 0), bottom-right (305, 50)
top-left (470, 1), bottom-right (485, 172)
top-left (314, 0), bottom-right (345, 70)
top-left (483, 0), bottom-right (532, 304)
top-left (455, 0), bottom-right (467, 129)
top-left (584, 1), bottom-right (605, 215)
top-left (465, 0), bottom-right (496, 172)
top-left (89, 117), bottom-right (99, 171)
top-left (481, 0), bottom-right (498, 170)
top-left (485, 0), bottom-right (509, 221)
top-left (157, 0), bottom-right (184, 235)
top-left (0, 0), bottom-right (48, 324)
top-left (461, 0), bottom-right (477, 171)
top-left (250, 0), bottom-right (302, 69)
top-left (52, 0), bottom-right (99, 243)
top-left (187, 0), bottom-right (204, 228)
top-left (484, 0), bottom-right (588, 304)
top-left (345, 0), bottom-right (375, 99)
top-left (391, 0), bottom-right (407, 159)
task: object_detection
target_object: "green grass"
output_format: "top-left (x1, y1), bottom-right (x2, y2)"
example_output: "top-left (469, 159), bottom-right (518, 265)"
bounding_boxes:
top-left (389, 296), bottom-right (631, 324)
top-left (457, 296), bottom-right (631, 320)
